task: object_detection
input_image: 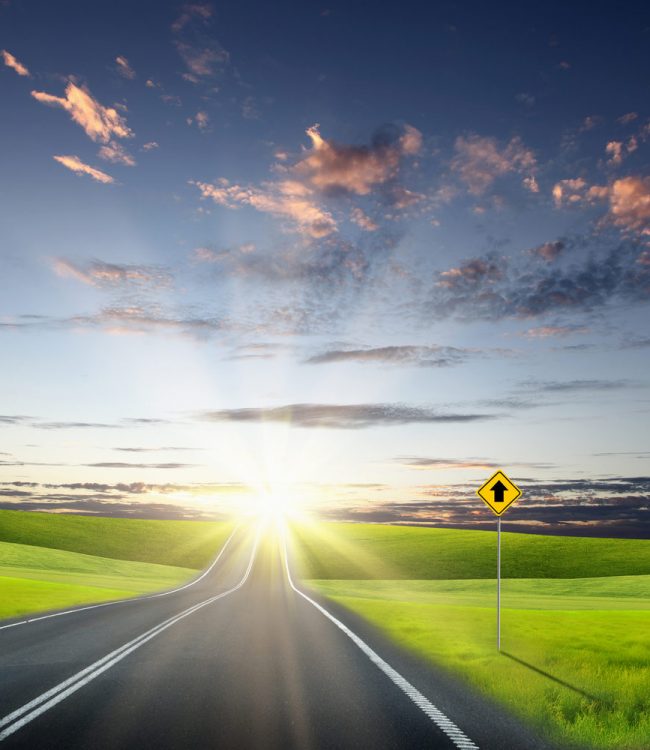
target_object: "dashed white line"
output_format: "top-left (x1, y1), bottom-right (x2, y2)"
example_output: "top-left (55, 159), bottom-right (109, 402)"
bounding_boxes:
top-left (0, 525), bottom-right (259, 742)
top-left (0, 523), bottom-right (240, 632)
top-left (281, 526), bottom-right (479, 750)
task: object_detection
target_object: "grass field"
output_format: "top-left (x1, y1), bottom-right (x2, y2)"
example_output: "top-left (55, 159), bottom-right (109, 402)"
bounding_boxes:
top-left (0, 510), bottom-right (234, 622)
top-left (0, 509), bottom-right (233, 568)
top-left (291, 522), bottom-right (650, 750)
top-left (0, 540), bottom-right (197, 621)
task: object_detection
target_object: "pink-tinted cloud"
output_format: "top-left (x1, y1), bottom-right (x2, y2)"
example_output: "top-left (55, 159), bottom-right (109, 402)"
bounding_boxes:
top-left (608, 176), bottom-right (650, 236)
top-left (437, 256), bottom-right (503, 289)
top-left (451, 134), bottom-right (536, 195)
top-left (171, 3), bottom-right (213, 33)
top-left (192, 178), bottom-right (337, 238)
top-left (1, 49), bottom-right (30, 76)
top-left (530, 240), bottom-right (564, 262)
top-left (522, 325), bottom-right (588, 339)
top-left (187, 110), bottom-right (209, 130)
top-left (350, 207), bottom-right (378, 231)
top-left (115, 56), bottom-right (135, 80)
top-left (32, 82), bottom-right (133, 143)
top-left (53, 258), bottom-right (171, 287)
top-left (98, 141), bottom-right (136, 166)
top-left (552, 175), bottom-right (650, 236)
top-left (294, 123), bottom-right (421, 196)
top-left (52, 155), bottom-right (114, 184)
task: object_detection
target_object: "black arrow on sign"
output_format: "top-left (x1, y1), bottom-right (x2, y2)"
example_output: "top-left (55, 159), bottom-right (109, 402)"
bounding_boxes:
top-left (491, 479), bottom-right (507, 503)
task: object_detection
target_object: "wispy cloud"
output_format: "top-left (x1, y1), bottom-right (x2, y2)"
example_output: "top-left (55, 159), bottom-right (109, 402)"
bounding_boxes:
top-left (52, 155), bottom-right (114, 184)
top-left (196, 403), bottom-right (497, 429)
top-left (1, 49), bottom-right (30, 76)
top-left (304, 344), bottom-right (476, 367)
top-left (172, 2), bottom-right (229, 82)
top-left (451, 133), bottom-right (536, 195)
top-left (52, 258), bottom-right (171, 288)
top-left (32, 82), bottom-right (133, 143)
top-left (114, 55), bottom-right (135, 80)
top-left (97, 141), bottom-right (136, 166)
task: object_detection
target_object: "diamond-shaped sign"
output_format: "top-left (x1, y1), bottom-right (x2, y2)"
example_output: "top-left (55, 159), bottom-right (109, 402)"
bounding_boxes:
top-left (477, 470), bottom-right (522, 516)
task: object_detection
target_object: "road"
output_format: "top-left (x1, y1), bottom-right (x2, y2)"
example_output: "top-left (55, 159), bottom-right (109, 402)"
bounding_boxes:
top-left (0, 522), bottom-right (551, 749)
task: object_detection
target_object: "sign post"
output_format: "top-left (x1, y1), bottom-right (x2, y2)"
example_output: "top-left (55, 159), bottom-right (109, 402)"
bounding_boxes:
top-left (477, 470), bottom-right (522, 651)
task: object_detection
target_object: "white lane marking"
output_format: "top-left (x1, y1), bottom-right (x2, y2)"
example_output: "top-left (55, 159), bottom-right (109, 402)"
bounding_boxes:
top-left (281, 528), bottom-right (479, 750)
top-left (0, 525), bottom-right (260, 742)
top-left (0, 524), bottom-right (240, 632)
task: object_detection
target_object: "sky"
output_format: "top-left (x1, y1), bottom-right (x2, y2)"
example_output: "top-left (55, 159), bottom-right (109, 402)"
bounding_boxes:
top-left (1, 0), bottom-right (649, 537)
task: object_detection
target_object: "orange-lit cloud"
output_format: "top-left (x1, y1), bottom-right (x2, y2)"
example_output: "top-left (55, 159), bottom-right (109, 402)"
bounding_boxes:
top-left (451, 134), bottom-right (536, 195)
top-left (52, 155), bottom-right (114, 183)
top-left (115, 55), bottom-right (135, 79)
top-left (295, 123), bottom-right (422, 196)
top-left (191, 178), bottom-right (337, 238)
top-left (608, 176), bottom-right (650, 236)
top-left (32, 82), bottom-right (133, 143)
top-left (98, 141), bottom-right (136, 166)
top-left (350, 207), bottom-right (378, 231)
top-left (53, 258), bottom-right (171, 287)
top-left (1, 49), bottom-right (30, 76)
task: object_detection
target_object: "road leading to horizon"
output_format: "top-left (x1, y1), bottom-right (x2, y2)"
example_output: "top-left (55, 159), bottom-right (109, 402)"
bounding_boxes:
top-left (0, 523), bottom-right (551, 749)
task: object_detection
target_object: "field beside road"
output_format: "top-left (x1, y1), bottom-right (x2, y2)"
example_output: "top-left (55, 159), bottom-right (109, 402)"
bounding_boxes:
top-left (292, 522), bottom-right (650, 750)
top-left (0, 510), bottom-right (234, 621)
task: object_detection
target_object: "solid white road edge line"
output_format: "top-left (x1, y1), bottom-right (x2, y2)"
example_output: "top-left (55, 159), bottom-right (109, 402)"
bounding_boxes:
top-left (281, 527), bottom-right (479, 750)
top-left (0, 523), bottom-right (240, 632)
top-left (0, 525), bottom-right (260, 742)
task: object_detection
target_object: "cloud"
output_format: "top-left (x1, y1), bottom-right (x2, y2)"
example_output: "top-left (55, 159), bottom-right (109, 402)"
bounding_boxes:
top-left (521, 325), bottom-right (588, 339)
top-left (52, 258), bottom-right (171, 288)
top-left (0, 415), bottom-right (30, 424)
top-left (115, 55), bottom-right (135, 80)
top-left (34, 421), bottom-right (120, 430)
top-left (187, 110), bottom-right (209, 130)
top-left (552, 176), bottom-right (650, 238)
top-left (84, 462), bottom-right (197, 469)
top-left (608, 177), bottom-right (650, 236)
top-left (69, 306), bottom-right (225, 338)
top-left (350, 207), bottom-right (378, 231)
top-left (196, 402), bottom-right (497, 429)
top-left (395, 456), bottom-right (553, 470)
top-left (529, 240), bottom-right (564, 262)
top-left (32, 82), bottom-right (133, 143)
top-left (518, 379), bottom-right (635, 393)
top-left (97, 141), bottom-right (136, 166)
top-left (618, 112), bottom-right (638, 125)
top-left (192, 178), bottom-right (337, 238)
top-left (142, 141), bottom-right (159, 151)
top-left (190, 123), bottom-right (421, 238)
top-left (52, 155), bottom-right (114, 184)
top-left (451, 134), bottom-right (536, 195)
top-left (1, 49), bottom-right (30, 76)
top-left (304, 344), bottom-right (474, 367)
top-left (295, 123), bottom-right (422, 196)
top-left (430, 240), bottom-right (650, 320)
top-left (172, 3), bottom-right (229, 81)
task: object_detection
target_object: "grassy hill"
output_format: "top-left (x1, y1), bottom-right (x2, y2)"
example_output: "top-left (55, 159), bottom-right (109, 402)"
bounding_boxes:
top-left (0, 540), bottom-right (196, 621)
top-left (0, 509), bottom-right (233, 568)
top-left (292, 522), bottom-right (650, 750)
top-left (291, 522), bottom-right (650, 579)
top-left (0, 510), bottom-right (235, 622)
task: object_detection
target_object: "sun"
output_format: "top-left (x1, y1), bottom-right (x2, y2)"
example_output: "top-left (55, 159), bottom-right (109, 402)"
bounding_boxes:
top-left (254, 487), bottom-right (300, 522)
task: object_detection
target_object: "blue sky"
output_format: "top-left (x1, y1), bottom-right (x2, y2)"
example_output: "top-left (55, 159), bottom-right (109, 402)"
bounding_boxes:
top-left (1, 0), bottom-right (649, 536)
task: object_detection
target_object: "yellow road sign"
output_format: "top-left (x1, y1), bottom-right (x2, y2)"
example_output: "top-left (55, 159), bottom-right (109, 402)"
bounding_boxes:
top-left (477, 470), bottom-right (522, 516)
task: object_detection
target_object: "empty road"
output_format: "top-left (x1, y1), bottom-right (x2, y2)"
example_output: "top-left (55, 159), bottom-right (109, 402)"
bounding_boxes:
top-left (0, 522), bottom-right (551, 749)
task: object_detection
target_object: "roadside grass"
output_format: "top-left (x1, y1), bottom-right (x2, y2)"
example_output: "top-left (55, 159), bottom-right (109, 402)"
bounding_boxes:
top-left (292, 523), bottom-right (650, 750)
top-left (0, 540), bottom-right (197, 621)
top-left (0, 509), bottom-right (233, 568)
top-left (291, 521), bottom-right (650, 579)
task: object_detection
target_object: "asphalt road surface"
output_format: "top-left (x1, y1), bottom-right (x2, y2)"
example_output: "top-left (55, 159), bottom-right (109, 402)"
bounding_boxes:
top-left (0, 522), bottom-right (552, 749)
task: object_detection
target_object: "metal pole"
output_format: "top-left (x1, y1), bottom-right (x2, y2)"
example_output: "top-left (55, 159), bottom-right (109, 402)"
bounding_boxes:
top-left (497, 515), bottom-right (501, 651)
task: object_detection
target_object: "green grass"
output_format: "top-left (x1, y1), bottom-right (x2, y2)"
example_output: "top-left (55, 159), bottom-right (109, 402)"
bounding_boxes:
top-left (0, 540), bottom-right (197, 621)
top-left (291, 522), bottom-right (650, 579)
top-left (292, 523), bottom-right (650, 750)
top-left (0, 509), bottom-right (233, 568)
